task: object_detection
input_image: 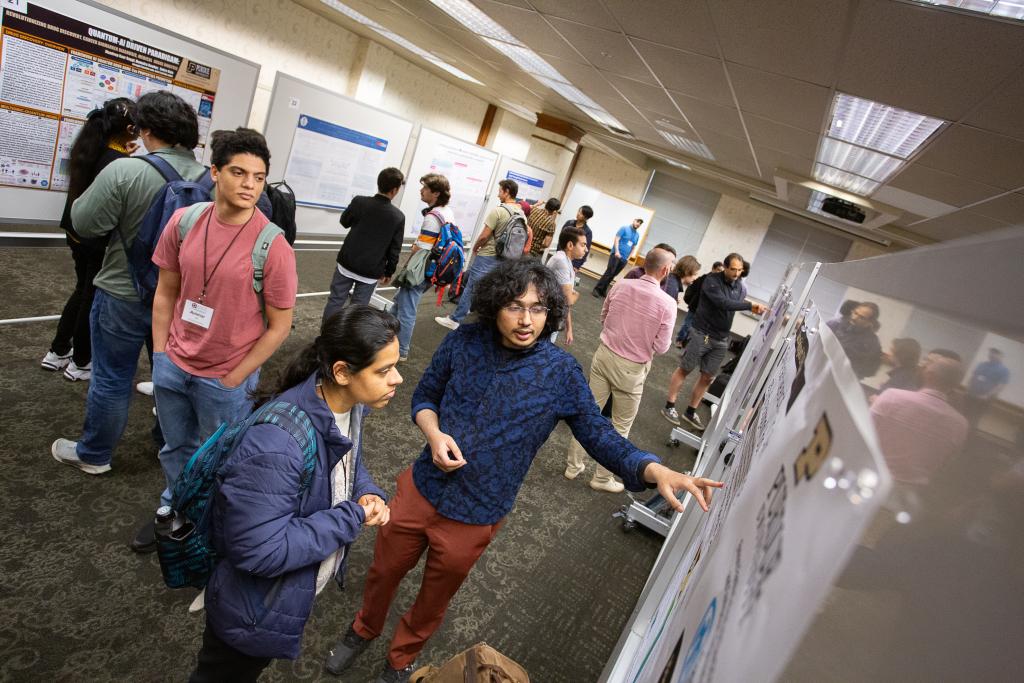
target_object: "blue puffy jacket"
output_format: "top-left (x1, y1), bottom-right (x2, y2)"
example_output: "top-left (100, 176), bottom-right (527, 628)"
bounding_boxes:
top-left (204, 372), bottom-right (387, 659)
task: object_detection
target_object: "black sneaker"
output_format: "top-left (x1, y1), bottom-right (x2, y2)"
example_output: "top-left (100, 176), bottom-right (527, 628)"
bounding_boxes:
top-left (325, 625), bottom-right (371, 676)
top-left (376, 664), bottom-right (416, 683)
top-left (681, 410), bottom-right (705, 431)
top-left (130, 519), bottom-right (157, 554)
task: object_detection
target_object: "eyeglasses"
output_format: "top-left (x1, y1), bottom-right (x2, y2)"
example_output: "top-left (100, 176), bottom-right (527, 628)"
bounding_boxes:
top-left (502, 303), bottom-right (549, 316)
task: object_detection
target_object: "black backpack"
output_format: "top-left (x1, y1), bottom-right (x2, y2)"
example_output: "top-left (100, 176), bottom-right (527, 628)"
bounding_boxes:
top-left (494, 206), bottom-right (528, 259)
top-left (683, 273), bottom-right (708, 309)
top-left (264, 181), bottom-right (297, 244)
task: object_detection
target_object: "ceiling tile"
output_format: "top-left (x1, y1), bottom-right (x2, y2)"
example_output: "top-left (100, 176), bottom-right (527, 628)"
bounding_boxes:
top-left (544, 17), bottom-right (655, 83)
top-left (638, 110), bottom-right (696, 137)
top-left (910, 211), bottom-right (1008, 242)
top-left (715, 157), bottom-right (760, 181)
top-left (472, 0), bottom-right (585, 65)
top-left (963, 69), bottom-right (1024, 142)
top-left (969, 192), bottom-right (1024, 225)
top-left (603, 74), bottom-right (678, 117)
top-left (526, 0), bottom-right (620, 32)
top-left (671, 93), bottom-right (746, 141)
top-left (393, 0), bottom-right (469, 31)
top-left (838, 0), bottom-right (1024, 121)
top-left (752, 146), bottom-right (815, 183)
top-left (727, 64), bottom-right (831, 133)
top-left (698, 130), bottom-right (755, 166)
top-left (887, 163), bottom-right (1004, 207)
top-left (743, 114), bottom-right (820, 159)
top-left (913, 125), bottom-right (1024, 191)
top-left (602, 0), bottom-right (720, 58)
top-left (708, 0), bottom-right (850, 86)
top-left (633, 40), bottom-right (733, 106)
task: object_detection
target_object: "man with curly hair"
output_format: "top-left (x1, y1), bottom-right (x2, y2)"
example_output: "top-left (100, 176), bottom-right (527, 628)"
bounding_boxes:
top-left (325, 258), bottom-right (723, 683)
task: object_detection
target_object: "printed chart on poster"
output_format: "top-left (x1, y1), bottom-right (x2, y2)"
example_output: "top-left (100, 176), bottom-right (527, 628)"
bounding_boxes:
top-left (263, 72), bottom-right (413, 235)
top-left (493, 155), bottom-right (555, 210)
top-left (0, 0), bottom-right (258, 223)
top-left (559, 181), bottom-right (654, 251)
top-left (397, 127), bottom-right (498, 242)
top-left (614, 304), bottom-right (892, 683)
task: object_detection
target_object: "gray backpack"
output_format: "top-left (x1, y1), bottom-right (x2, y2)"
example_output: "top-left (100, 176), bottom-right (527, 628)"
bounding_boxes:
top-left (494, 206), bottom-right (528, 259)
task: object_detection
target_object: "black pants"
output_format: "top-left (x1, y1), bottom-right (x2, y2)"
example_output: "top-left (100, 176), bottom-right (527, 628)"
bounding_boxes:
top-left (594, 255), bottom-right (625, 295)
top-left (51, 236), bottom-right (105, 366)
top-left (189, 623), bottom-right (272, 683)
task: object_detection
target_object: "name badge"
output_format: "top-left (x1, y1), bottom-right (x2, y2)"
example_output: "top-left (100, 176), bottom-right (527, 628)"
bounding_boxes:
top-left (182, 299), bottom-right (214, 329)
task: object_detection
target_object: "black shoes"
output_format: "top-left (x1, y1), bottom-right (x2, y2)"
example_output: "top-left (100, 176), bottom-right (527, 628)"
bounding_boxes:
top-left (325, 625), bottom-right (371, 676)
top-left (130, 519), bottom-right (157, 554)
top-left (376, 664), bottom-right (415, 683)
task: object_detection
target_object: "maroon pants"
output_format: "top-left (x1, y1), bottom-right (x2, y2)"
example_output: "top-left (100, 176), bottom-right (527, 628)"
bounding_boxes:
top-left (353, 467), bottom-right (504, 668)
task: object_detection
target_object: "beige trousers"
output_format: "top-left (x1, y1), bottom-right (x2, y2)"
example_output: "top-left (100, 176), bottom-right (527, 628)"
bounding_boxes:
top-left (567, 343), bottom-right (651, 483)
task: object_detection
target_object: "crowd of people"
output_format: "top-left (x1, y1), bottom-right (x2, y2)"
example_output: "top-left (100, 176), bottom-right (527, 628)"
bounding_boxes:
top-left (40, 91), bottom-right (728, 683)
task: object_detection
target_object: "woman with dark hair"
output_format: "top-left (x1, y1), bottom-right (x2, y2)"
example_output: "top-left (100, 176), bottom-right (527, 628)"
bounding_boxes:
top-left (41, 97), bottom-right (138, 380)
top-left (191, 305), bottom-right (401, 682)
top-left (879, 337), bottom-right (922, 393)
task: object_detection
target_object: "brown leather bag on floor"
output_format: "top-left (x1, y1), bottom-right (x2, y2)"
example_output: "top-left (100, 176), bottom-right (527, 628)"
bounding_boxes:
top-left (409, 642), bottom-right (530, 683)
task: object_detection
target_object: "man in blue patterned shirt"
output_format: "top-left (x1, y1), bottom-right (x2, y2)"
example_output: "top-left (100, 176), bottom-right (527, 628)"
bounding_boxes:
top-left (326, 258), bottom-right (722, 682)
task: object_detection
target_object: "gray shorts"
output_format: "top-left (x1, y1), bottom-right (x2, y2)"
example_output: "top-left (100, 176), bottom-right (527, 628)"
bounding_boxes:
top-left (680, 329), bottom-right (729, 378)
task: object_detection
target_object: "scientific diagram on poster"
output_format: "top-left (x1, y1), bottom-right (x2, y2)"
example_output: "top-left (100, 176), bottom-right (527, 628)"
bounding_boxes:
top-left (0, 2), bottom-right (221, 192)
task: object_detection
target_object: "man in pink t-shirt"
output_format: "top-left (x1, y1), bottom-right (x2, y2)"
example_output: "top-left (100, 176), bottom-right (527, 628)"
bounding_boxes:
top-left (132, 128), bottom-right (297, 553)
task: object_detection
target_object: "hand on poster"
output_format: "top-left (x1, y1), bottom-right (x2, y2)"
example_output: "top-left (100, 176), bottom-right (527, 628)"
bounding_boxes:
top-left (751, 302), bottom-right (768, 315)
top-left (643, 462), bottom-right (724, 513)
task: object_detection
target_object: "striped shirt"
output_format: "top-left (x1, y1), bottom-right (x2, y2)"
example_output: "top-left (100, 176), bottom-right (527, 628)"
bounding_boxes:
top-left (414, 205), bottom-right (455, 250)
top-left (527, 207), bottom-right (558, 256)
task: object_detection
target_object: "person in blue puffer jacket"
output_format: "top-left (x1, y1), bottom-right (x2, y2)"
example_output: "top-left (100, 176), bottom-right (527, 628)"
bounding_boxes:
top-left (190, 305), bottom-right (403, 682)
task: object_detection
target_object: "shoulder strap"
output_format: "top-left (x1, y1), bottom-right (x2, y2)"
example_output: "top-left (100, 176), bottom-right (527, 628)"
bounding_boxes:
top-left (178, 202), bottom-right (213, 241)
top-left (254, 401), bottom-right (318, 494)
top-left (251, 221), bottom-right (285, 295)
top-left (141, 154), bottom-right (184, 183)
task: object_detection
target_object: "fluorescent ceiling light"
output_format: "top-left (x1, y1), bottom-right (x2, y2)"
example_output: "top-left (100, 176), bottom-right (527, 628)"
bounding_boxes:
top-left (818, 138), bottom-right (902, 182)
top-left (918, 0), bottom-right (1024, 20)
top-left (666, 159), bottom-right (691, 170)
top-left (428, 0), bottom-right (630, 135)
top-left (657, 130), bottom-right (714, 160)
top-left (829, 93), bottom-right (945, 158)
top-left (813, 164), bottom-right (880, 195)
top-left (321, 1), bottom-right (482, 85)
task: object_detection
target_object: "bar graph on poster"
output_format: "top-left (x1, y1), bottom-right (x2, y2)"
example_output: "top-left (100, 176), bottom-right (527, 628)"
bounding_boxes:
top-left (0, 1), bottom-right (221, 192)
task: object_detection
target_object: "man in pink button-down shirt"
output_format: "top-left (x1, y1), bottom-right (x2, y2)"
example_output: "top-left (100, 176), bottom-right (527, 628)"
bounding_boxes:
top-left (565, 247), bottom-right (678, 492)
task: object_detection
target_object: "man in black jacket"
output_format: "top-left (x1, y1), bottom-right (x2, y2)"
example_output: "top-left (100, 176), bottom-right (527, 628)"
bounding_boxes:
top-left (323, 167), bottom-right (406, 321)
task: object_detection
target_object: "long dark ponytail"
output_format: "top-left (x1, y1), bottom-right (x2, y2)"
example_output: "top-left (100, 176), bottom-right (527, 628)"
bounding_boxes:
top-left (252, 305), bottom-right (400, 407)
top-left (67, 97), bottom-right (137, 202)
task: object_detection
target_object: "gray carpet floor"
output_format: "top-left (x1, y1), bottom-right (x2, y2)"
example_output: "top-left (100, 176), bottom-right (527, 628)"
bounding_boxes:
top-left (0, 241), bottom-right (704, 682)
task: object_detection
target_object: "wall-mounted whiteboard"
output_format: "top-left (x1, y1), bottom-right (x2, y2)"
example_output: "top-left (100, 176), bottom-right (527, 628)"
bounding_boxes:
top-left (559, 181), bottom-right (655, 251)
top-left (494, 156), bottom-right (556, 208)
top-left (263, 72), bottom-right (414, 236)
top-left (0, 0), bottom-right (259, 224)
top-left (397, 127), bottom-right (498, 242)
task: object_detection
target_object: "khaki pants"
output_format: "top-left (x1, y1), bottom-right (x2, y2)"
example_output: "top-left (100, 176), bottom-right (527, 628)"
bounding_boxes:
top-left (567, 343), bottom-right (651, 483)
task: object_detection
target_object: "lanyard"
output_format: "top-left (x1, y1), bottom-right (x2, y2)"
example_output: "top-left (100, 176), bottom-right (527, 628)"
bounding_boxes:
top-left (198, 208), bottom-right (251, 303)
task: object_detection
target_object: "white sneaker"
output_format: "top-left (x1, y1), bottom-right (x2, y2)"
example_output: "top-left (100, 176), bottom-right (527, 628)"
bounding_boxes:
top-left (564, 464), bottom-right (585, 480)
top-left (136, 381), bottom-right (154, 396)
top-left (589, 478), bottom-right (625, 493)
top-left (63, 361), bottom-right (91, 381)
top-left (434, 316), bottom-right (459, 331)
top-left (51, 438), bottom-right (111, 475)
top-left (41, 350), bottom-right (72, 371)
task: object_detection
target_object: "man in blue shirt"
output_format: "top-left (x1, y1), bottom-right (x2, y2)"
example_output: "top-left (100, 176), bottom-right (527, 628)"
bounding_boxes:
top-left (593, 218), bottom-right (643, 297)
top-left (325, 259), bottom-right (721, 683)
top-left (965, 347), bottom-right (1010, 428)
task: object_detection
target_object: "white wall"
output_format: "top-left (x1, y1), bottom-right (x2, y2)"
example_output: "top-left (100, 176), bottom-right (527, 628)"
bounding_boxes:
top-left (570, 147), bottom-right (651, 204)
top-left (487, 110), bottom-right (535, 161)
top-left (694, 195), bottom-right (773, 278)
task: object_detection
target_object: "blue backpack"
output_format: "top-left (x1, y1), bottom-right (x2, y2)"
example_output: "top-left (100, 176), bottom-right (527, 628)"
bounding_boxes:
top-left (424, 212), bottom-right (466, 303)
top-left (155, 401), bottom-right (317, 590)
top-left (120, 154), bottom-right (212, 305)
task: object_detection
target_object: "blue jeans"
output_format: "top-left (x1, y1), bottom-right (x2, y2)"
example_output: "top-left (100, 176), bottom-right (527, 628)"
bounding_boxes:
top-left (76, 290), bottom-right (152, 466)
top-left (152, 352), bottom-right (259, 507)
top-left (450, 254), bottom-right (498, 322)
top-left (392, 278), bottom-right (432, 357)
top-left (323, 267), bottom-right (377, 322)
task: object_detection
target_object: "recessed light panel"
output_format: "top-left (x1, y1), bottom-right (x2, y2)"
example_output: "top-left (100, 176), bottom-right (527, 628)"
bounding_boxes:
top-left (828, 93), bottom-right (945, 159)
top-left (918, 0), bottom-right (1024, 21)
top-left (813, 164), bottom-right (880, 195)
top-left (657, 130), bottom-right (714, 160)
top-left (818, 138), bottom-right (902, 182)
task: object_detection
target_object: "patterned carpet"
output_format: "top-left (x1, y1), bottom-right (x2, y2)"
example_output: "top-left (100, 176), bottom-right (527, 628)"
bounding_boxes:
top-left (0, 241), bottom-right (702, 682)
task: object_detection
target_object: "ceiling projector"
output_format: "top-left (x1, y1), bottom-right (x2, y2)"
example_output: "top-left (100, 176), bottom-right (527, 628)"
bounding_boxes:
top-left (821, 195), bottom-right (866, 224)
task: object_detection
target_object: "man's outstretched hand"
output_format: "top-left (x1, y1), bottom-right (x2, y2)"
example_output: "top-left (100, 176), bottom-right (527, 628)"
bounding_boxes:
top-left (643, 462), bottom-right (724, 513)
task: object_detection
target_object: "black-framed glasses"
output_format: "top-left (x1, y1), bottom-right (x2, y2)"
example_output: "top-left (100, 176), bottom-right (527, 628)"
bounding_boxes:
top-left (502, 303), bottom-right (549, 316)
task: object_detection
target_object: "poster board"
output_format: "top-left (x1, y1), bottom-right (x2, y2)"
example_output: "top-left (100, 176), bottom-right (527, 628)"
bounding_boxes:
top-left (262, 72), bottom-right (413, 236)
top-left (560, 180), bottom-right (654, 251)
top-left (0, 0), bottom-right (259, 224)
top-left (493, 155), bottom-right (555, 209)
top-left (396, 127), bottom-right (498, 242)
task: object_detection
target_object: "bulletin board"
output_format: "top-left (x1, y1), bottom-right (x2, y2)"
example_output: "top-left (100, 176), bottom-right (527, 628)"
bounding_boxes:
top-left (0, 0), bottom-right (260, 224)
top-left (559, 180), bottom-right (654, 251)
top-left (262, 72), bottom-right (414, 236)
top-left (396, 127), bottom-right (498, 243)
top-left (493, 155), bottom-right (555, 209)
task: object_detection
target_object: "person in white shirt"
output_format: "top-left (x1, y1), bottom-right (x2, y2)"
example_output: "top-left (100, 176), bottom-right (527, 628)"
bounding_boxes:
top-left (545, 227), bottom-right (587, 344)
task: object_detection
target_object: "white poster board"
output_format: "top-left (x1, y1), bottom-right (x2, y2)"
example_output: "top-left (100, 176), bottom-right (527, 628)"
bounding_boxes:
top-left (620, 306), bottom-right (891, 683)
top-left (494, 155), bottom-right (555, 209)
top-left (0, 0), bottom-right (259, 224)
top-left (262, 72), bottom-right (413, 236)
top-left (397, 127), bottom-right (498, 242)
top-left (560, 180), bottom-right (654, 251)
